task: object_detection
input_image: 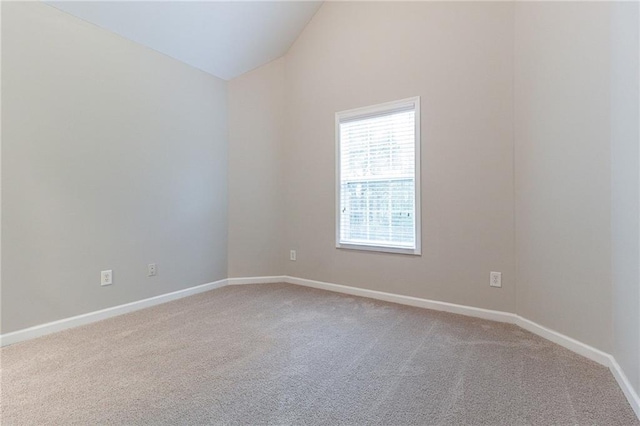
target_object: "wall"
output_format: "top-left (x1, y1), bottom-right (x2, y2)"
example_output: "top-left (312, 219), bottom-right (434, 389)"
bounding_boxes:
top-left (281, 1), bottom-right (516, 313)
top-left (1, 2), bottom-right (228, 333)
top-left (228, 58), bottom-right (285, 277)
top-left (514, 2), bottom-right (612, 352)
top-left (611, 1), bottom-right (640, 395)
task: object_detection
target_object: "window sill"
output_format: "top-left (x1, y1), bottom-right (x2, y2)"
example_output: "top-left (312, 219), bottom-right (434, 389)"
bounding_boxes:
top-left (336, 242), bottom-right (421, 256)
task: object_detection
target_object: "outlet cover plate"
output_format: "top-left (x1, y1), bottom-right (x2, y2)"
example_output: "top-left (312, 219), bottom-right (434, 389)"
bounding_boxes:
top-left (101, 270), bottom-right (113, 286)
top-left (490, 271), bottom-right (502, 288)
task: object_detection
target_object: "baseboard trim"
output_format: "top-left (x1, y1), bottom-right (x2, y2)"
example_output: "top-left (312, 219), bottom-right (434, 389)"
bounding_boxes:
top-left (283, 276), bottom-right (517, 324)
top-left (0, 278), bottom-right (228, 347)
top-left (514, 316), bottom-right (611, 366)
top-left (610, 356), bottom-right (640, 419)
top-left (227, 276), bottom-right (286, 285)
top-left (2, 274), bottom-right (638, 420)
top-left (283, 276), bottom-right (613, 364)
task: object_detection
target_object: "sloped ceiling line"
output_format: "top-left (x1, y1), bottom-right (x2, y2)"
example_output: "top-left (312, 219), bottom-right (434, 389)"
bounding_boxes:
top-left (46, 1), bottom-right (323, 80)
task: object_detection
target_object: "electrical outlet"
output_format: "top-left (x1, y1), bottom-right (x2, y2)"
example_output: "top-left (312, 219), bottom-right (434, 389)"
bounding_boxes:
top-left (101, 270), bottom-right (113, 286)
top-left (290, 250), bottom-right (297, 261)
top-left (148, 263), bottom-right (157, 277)
top-left (490, 271), bottom-right (502, 288)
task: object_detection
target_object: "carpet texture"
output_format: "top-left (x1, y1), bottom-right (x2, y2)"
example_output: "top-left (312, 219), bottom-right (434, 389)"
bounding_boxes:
top-left (1, 283), bottom-right (638, 425)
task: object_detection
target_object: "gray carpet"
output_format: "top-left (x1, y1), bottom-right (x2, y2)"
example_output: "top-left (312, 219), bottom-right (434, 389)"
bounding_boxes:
top-left (1, 283), bottom-right (637, 425)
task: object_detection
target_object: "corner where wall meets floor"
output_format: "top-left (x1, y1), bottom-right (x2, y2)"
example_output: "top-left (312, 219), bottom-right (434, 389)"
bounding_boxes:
top-left (1, 276), bottom-right (639, 420)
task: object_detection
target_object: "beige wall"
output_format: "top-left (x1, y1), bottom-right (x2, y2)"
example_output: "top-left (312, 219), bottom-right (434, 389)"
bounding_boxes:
top-left (611, 1), bottom-right (640, 393)
top-left (514, 2), bottom-right (612, 352)
top-left (1, 2), bottom-right (228, 333)
top-left (281, 1), bottom-right (516, 312)
top-left (228, 58), bottom-right (285, 277)
top-left (228, 2), bottom-right (630, 361)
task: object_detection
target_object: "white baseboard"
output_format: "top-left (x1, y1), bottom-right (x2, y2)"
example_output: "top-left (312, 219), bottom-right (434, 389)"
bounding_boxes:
top-left (2, 274), bottom-right (638, 420)
top-left (514, 316), bottom-right (611, 366)
top-left (283, 276), bottom-right (517, 324)
top-left (227, 276), bottom-right (286, 285)
top-left (610, 356), bottom-right (640, 419)
top-left (0, 278), bottom-right (228, 347)
top-left (283, 276), bottom-right (613, 364)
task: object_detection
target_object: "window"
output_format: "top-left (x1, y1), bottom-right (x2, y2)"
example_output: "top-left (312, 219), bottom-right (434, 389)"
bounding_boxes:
top-left (336, 97), bottom-right (421, 255)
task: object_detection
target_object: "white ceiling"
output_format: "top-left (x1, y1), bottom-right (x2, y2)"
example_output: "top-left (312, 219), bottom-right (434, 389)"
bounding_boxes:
top-left (46, 1), bottom-right (322, 80)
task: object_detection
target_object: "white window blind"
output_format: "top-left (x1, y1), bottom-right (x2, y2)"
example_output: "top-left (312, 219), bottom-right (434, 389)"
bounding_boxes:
top-left (336, 97), bottom-right (421, 255)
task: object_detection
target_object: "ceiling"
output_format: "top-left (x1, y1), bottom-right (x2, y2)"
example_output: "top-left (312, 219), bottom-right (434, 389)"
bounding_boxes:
top-left (46, 1), bottom-right (323, 80)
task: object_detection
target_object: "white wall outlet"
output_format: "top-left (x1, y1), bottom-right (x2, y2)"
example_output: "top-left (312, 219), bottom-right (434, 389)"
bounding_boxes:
top-left (101, 270), bottom-right (113, 286)
top-left (148, 263), bottom-right (157, 277)
top-left (290, 250), bottom-right (297, 261)
top-left (490, 271), bottom-right (502, 288)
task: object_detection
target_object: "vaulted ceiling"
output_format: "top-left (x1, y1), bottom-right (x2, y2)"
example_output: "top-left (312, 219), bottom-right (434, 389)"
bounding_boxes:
top-left (46, 1), bottom-right (323, 80)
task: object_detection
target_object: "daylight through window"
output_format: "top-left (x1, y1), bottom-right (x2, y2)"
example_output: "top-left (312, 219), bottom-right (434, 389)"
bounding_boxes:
top-left (336, 97), bottom-right (421, 255)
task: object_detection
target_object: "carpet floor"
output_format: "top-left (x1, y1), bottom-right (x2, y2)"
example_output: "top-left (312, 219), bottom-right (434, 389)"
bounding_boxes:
top-left (1, 283), bottom-right (638, 425)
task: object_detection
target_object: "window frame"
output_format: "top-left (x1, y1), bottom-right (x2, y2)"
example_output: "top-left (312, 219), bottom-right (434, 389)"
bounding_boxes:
top-left (335, 96), bottom-right (421, 255)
